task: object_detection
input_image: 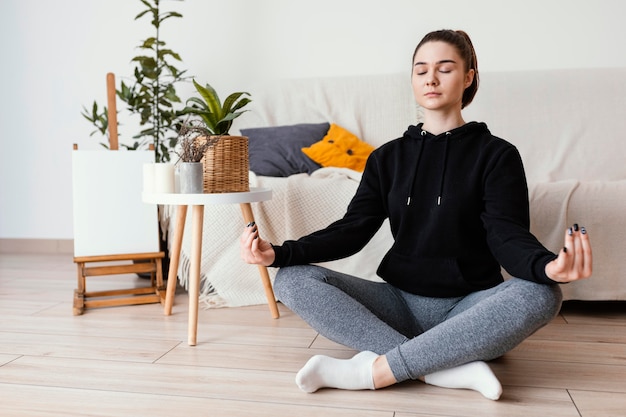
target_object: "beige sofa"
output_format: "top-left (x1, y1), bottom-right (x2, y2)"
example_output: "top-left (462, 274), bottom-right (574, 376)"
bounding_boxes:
top-left (169, 68), bottom-right (626, 307)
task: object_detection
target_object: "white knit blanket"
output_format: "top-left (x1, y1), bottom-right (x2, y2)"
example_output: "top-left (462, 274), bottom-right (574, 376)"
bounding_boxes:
top-left (165, 168), bottom-right (390, 308)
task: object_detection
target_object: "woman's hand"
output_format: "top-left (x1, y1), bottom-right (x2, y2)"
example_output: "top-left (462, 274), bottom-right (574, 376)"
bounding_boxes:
top-left (240, 222), bottom-right (275, 266)
top-left (545, 224), bottom-right (593, 283)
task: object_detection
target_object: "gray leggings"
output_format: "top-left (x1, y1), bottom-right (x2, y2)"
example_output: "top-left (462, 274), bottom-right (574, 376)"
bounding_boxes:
top-left (274, 265), bottom-right (562, 382)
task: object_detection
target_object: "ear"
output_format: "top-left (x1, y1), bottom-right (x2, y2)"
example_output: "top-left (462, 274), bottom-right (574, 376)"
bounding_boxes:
top-left (464, 69), bottom-right (475, 88)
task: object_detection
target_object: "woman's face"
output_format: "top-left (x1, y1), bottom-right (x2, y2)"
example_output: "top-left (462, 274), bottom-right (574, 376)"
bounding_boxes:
top-left (411, 41), bottom-right (474, 113)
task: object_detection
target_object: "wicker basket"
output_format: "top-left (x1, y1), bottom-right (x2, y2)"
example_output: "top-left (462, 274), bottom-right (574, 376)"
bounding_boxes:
top-left (201, 135), bottom-right (250, 193)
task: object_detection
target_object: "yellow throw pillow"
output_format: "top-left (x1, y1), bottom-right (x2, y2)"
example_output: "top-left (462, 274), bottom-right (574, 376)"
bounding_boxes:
top-left (302, 124), bottom-right (374, 172)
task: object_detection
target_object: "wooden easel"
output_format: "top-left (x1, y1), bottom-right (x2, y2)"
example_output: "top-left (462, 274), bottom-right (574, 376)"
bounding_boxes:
top-left (72, 73), bottom-right (165, 315)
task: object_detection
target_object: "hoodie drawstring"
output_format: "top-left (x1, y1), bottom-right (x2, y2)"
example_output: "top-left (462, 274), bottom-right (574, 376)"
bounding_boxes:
top-left (407, 131), bottom-right (426, 205)
top-left (437, 132), bottom-right (451, 206)
top-left (407, 129), bottom-right (451, 207)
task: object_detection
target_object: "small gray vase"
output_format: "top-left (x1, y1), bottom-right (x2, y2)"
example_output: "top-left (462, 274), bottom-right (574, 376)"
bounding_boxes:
top-left (178, 162), bottom-right (203, 194)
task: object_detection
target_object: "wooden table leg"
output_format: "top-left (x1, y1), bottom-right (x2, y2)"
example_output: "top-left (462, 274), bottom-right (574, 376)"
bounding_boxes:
top-left (73, 261), bottom-right (86, 316)
top-left (164, 205), bottom-right (187, 316)
top-left (188, 205), bottom-right (204, 346)
top-left (240, 203), bottom-right (280, 319)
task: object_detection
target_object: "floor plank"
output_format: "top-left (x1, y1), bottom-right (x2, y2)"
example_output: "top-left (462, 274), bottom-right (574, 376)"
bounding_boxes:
top-left (0, 356), bottom-right (582, 417)
top-left (0, 384), bottom-right (394, 417)
top-left (569, 389), bottom-right (626, 417)
top-left (491, 356), bottom-right (626, 393)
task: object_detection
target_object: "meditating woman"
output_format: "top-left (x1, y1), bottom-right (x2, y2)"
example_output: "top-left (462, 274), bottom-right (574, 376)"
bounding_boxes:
top-left (240, 29), bottom-right (592, 400)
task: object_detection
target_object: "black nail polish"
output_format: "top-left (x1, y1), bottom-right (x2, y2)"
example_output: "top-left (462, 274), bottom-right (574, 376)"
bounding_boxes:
top-left (581, 227), bottom-right (587, 235)
top-left (573, 223), bottom-right (579, 231)
top-left (247, 221), bottom-right (255, 227)
top-left (563, 247), bottom-right (567, 253)
top-left (568, 228), bottom-right (573, 236)
top-left (252, 228), bottom-right (257, 233)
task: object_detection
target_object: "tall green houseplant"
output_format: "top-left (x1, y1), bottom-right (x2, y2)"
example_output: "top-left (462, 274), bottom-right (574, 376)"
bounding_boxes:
top-left (82, 0), bottom-right (188, 162)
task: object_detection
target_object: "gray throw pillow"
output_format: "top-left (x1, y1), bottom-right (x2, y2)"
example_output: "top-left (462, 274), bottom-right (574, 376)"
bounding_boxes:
top-left (242, 123), bottom-right (329, 177)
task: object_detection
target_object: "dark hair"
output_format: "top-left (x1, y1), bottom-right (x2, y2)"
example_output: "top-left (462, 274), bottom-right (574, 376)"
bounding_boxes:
top-left (412, 29), bottom-right (479, 109)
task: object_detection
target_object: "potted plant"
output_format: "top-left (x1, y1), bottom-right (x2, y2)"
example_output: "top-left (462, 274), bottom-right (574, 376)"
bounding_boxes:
top-left (181, 80), bottom-right (252, 193)
top-left (81, 0), bottom-right (188, 163)
top-left (174, 121), bottom-right (215, 193)
top-left (183, 79), bottom-right (252, 135)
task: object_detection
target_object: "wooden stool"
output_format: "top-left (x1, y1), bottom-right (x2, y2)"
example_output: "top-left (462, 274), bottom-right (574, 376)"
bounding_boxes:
top-left (73, 252), bottom-right (165, 315)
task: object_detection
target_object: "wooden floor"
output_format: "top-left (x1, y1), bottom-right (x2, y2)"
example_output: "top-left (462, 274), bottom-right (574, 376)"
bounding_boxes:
top-left (0, 252), bottom-right (625, 417)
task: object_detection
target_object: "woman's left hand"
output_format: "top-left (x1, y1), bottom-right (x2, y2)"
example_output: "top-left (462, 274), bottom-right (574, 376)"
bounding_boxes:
top-left (545, 224), bottom-right (593, 283)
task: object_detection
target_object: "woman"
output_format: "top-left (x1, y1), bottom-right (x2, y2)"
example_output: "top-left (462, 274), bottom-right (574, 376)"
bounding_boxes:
top-left (240, 29), bottom-right (592, 400)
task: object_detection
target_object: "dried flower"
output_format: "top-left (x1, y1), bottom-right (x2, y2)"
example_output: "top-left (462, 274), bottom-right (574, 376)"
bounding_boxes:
top-left (175, 120), bottom-right (221, 163)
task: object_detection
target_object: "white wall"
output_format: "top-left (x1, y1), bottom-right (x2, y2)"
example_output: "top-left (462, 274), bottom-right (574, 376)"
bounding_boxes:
top-left (1, 0), bottom-right (625, 240)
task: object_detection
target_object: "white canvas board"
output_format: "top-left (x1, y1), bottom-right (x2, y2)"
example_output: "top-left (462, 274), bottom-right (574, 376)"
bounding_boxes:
top-left (72, 150), bottom-right (159, 257)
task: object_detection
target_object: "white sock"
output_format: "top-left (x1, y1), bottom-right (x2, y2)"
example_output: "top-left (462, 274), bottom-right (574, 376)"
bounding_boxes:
top-left (295, 351), bottom-right (379, 393)
top-left (424, 361), bottom-right (502, 400)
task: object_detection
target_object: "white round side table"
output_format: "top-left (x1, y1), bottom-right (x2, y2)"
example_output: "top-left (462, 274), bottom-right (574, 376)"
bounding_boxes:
top-left (143, 187), bottom-right (277, 346)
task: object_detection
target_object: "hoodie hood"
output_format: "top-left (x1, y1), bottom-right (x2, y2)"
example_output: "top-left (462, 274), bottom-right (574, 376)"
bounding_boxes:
top-left (404, 122), bottom-right (488, 206)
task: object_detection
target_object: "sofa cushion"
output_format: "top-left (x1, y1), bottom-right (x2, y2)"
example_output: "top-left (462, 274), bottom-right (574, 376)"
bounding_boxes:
top-left (302, 124), bottom-right (375, 172)
top-left (242, 122), bottom-right (329, 177)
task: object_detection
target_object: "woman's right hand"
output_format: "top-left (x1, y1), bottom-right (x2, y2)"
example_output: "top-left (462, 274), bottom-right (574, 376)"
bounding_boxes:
top-left (240, 222), bottom-right (275, 266)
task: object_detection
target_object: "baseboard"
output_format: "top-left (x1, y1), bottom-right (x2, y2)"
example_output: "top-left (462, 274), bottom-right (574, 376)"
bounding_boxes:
top-left (0, 238), bottom-right (74, 254)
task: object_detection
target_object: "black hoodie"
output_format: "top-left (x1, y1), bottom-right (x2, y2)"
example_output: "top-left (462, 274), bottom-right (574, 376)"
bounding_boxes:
top-left (271, 122), bottom-right (558, 297)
